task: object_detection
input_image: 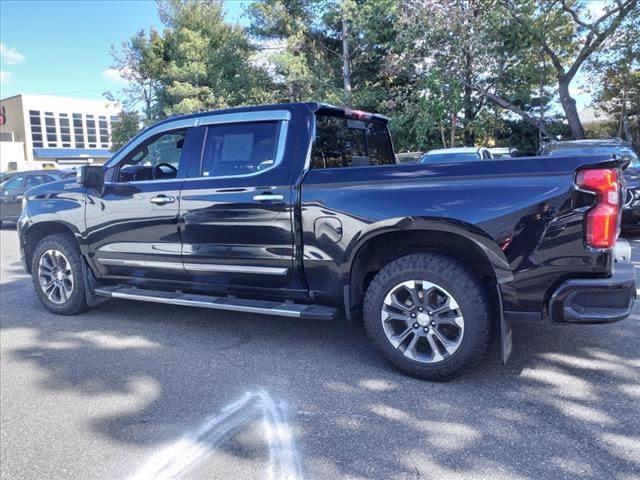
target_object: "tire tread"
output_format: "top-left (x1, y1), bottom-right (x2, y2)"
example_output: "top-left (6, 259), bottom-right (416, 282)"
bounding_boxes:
top-left (363, 253), bottom-right (491, 381)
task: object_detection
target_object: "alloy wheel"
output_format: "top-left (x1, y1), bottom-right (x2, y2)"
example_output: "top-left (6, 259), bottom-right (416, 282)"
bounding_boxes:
top-left (381, 280), bottom-right (464, 363)
top-left (37, 249), bottom-right (74, 305)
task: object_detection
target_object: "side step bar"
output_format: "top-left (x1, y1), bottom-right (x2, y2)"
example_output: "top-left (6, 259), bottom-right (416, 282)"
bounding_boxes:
top-left (94, 286), bottom-right (338, 320)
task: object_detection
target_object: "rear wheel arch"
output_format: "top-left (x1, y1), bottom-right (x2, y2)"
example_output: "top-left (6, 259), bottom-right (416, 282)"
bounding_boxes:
top-left (348, 227), bottom-right (508, 315)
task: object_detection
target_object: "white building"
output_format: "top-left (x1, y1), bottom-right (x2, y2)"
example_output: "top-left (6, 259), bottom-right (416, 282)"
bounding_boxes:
top-left (0, 94), bottom-right (121, 171)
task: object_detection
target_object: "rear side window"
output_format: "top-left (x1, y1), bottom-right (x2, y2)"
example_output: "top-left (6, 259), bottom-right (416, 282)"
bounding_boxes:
top-left (311, 115), bottom-right (395, 169)
top-left (200, 122), bottom-right (281, 177)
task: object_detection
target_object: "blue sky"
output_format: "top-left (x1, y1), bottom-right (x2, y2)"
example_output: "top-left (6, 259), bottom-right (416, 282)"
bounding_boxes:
top-left (0, 0), bottom-right (248, 101)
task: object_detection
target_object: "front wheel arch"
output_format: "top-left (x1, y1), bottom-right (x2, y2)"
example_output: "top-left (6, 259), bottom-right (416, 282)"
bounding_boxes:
top-left (24, 222), bottom-right (79, 274)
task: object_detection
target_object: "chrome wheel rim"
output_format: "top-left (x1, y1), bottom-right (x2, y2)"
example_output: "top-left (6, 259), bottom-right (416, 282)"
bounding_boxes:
top-left (381, 280), bottom-right (464, 364)
top-left (37, 249), bottom-right (74, 305)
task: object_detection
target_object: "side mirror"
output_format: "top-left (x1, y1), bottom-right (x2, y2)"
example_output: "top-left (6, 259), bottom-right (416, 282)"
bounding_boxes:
top-left (77, 165), bottom-right (104, 188)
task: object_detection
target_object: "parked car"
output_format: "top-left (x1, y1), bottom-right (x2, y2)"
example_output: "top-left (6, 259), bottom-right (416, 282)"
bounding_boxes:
top-left (419, 147), bottom-right (493, 164)
top-left (18, 103), bottom-right (636, 380)
top-left (541, 139), bottom-right (640, 234)
top-left (0, 172), bottom-right (15, 182)
top-left (395, 152), bottom-right (423, 164)
top-left (488, 147), bottom-right (518, 158)
top-left (0, 170), bottom-right (62, 226)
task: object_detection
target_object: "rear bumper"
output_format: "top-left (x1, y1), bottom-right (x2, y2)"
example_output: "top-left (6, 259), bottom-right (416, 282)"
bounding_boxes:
top-left (549, 241), bottom-right (637, 324)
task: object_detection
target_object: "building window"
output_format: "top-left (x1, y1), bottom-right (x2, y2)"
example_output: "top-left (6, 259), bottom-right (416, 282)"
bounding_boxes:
top-left (72, 113), bottom-right (84, 147)
top-left (60, 116), bottom-right (71, 146)
top-left (29, 109), bottom-right (43, 148)
top-left (29, 111), bottom-right (41, 125)
top-left (86, 117), bottom-right (96, 144)
top-left (88, 143), bottom-right (96, 148)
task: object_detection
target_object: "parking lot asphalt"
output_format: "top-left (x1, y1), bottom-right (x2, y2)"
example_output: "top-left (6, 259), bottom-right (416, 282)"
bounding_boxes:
top-left (1, 225), bottom-right (639, 480)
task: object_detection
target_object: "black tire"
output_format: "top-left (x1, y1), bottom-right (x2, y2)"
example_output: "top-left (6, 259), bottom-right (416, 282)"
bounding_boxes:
top-left (31, 233), bottom-right (89, 315)
top-left (363, 253), bottom-right (491, 381)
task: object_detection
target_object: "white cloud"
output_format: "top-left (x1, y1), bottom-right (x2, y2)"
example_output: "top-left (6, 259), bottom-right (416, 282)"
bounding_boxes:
top-left (0, 70), bottom-right (11, 84)
top-left (102, 68), bottom-right (129, 84)
top-left (0, 43), bottom-right (25, 66)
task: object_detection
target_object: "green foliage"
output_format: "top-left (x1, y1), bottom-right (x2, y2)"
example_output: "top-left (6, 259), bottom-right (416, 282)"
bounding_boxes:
top-left (106, 0), bottom-right (636, 152)
top-left (109, 0), bottom-right (277, 122)
top-left (110, 111), bottom-right (142, 152)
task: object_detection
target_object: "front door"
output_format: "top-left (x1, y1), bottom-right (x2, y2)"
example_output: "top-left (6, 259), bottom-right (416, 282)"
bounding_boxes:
top-left (179, 117), bottom-right (295, 293)
top-left (0, 174), bottom-right (26, 221)
top-left (86, 127), bottom-right (199, 282)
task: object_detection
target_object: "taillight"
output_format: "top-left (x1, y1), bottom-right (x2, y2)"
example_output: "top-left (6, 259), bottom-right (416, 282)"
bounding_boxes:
top-left (576, 168), bottom-right (620, 249)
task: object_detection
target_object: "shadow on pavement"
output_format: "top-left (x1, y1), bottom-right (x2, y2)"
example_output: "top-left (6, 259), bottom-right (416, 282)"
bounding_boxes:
top-left (1, 272), bottom-right (639, 479)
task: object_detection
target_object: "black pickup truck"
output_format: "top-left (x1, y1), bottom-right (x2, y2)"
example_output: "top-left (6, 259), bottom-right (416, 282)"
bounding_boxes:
top-left (18, 103), bottom-right (637, 380)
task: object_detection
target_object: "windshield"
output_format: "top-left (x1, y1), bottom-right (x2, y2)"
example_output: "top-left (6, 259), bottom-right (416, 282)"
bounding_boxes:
top-left (420, 152), bottom-right (480, 164)
top-left (542, 145), bottom-right (640, 168)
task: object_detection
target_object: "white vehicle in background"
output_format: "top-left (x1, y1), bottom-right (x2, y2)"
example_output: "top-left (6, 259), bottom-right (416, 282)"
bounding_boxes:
top-left (419, 147), bottom-right (493, 164)
top-left (488, 147), bottom-right (518, 158)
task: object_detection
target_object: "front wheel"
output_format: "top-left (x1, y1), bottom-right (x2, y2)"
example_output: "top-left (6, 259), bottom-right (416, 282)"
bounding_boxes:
top-left (31, 233), bottom-right (89, 315)
top-left (363, 253), bottom-right (491, 381)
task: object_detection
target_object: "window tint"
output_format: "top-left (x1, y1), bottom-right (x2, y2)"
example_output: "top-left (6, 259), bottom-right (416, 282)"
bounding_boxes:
top-left (311, 115), bottom-right (395, 169)
top-left (24, 175), bottom-right (49, 189)
top-left (1, 175), bottom-right (24, 190)
top-left (117, 129), bottom-right (187, 182)
top-left (199, 122), bottom-right (281, 178)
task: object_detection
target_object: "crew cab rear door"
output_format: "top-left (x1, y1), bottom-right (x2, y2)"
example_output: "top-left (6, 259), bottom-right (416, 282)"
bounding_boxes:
top-left (179, 110), bottom-right (295, 293)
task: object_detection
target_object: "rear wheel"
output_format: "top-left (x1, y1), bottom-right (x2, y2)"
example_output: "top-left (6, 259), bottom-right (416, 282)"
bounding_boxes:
top-left (363, 253), bottom-right (491, 381)
top-left (31, 233), bottom-right (89, 315)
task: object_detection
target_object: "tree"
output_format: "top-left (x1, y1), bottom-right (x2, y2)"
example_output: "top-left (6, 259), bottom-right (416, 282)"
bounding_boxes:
top-left (107, 29), bottom-right (165, 123)
top-left (587, 6), bottom-right (640, 145)
top-left (394, 0), bottom-right (555, 145)
top-left (110, 111), bottom-right (142, 152)
top-left (502, 0), bottom-right (638, 139)
top-left (247, 0), bottom-right (338, 102)
top-left (108, 0), bottom-right (277, 120)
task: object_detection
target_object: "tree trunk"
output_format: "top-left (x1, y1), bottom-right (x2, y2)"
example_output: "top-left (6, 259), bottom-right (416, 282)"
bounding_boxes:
top-left (539, 56), bottom-right (546, 148)
top-left (463, 52), bottom-right (474, 146)
top-left (622, 115), bottom-right (633, 142)
top-left (619, 72), bottom-right (628, 138)
top-left (288, 82), bottom-right (296, 103)
top-left (440, 121), bottom-right (447, 148)
top-left (558, 78), bottom-right (585, 139)
top-left (450, 111), bottom-right (456, 147)
top-left (341, 15), bottom-right (352, 107)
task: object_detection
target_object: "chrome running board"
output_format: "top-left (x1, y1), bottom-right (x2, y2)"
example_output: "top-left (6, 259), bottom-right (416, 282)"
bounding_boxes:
top-left (94, 286), bottom-right (337, 320)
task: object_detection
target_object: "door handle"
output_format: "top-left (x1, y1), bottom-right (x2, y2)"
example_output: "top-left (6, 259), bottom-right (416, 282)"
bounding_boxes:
top-left (253, 194), bottom-right (284, 202)
top-left (150, 195), bottom-right (176, 205)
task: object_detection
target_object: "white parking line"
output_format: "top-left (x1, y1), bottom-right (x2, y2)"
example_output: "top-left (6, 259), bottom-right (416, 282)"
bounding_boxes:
top-left (128, 390), bottom-right (303, 480)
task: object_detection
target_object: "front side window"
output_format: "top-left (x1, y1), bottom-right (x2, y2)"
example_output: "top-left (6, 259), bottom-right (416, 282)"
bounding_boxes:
top-left (1, 175), bottom-right (24, 191)
top-left (311, 115), bottom-right (395, 169)
top-left (116, 129), bottom-right (187, 182)
top-left (199, 122), bottom-right (281, 178)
